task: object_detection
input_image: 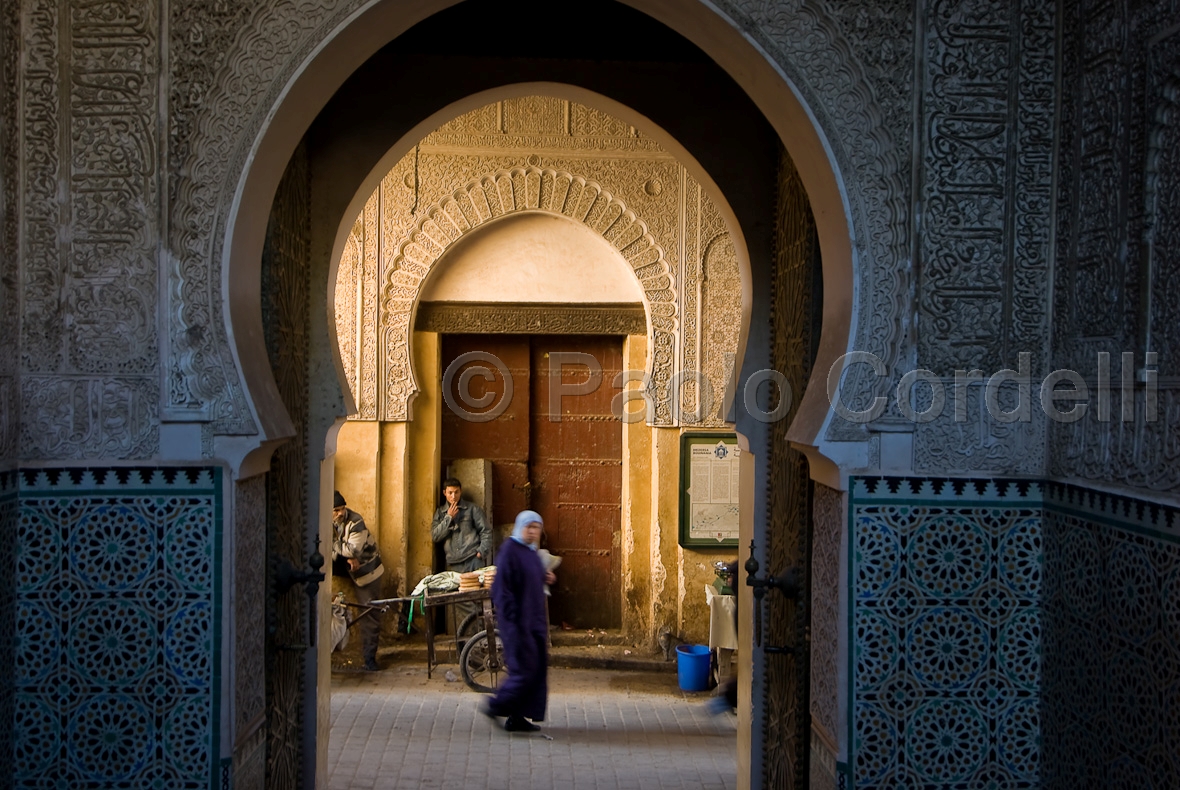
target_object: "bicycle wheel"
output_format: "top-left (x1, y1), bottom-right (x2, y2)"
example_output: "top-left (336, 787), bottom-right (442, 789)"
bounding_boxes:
top-left (456, 610), bottom-right (484, 648)
top-left (459, 629), bottom-right (505, 693)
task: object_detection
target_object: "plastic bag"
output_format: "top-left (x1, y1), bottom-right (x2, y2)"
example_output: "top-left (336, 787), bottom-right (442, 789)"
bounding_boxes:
top-left (331, 594), bottom-right (350, 652)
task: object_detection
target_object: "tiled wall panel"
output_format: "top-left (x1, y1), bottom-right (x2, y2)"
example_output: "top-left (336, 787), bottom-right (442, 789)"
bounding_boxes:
top-left (1041, 482), bottom-right (1180, 790)
top-left (12, 467), bottom-right (222, 788)
top-left (848, 477), bottom-right (1042, 789)
top-left (0, 471), bottom-right (17, 781)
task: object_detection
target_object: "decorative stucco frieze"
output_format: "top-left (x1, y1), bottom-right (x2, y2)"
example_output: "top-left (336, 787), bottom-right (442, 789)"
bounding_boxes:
top-left (810, 483), bottom-right (842, 747)
top-left (0, 0), bottom-right (18, 466)
top-left (917, 0), bottom-right (1055, 376)
top-left (714, 0), bottom-right (913, 443)
top-left (415, 303), bottom-right (648, 336)
top-left (166, 0), bottom-right (358, 433)
top-left (233, 475), bottom-right (266, 735)
top-left (1049, 0), bottom-right (1180, 497)
top-left (20, 0), bottom-right (160, 460)
top-left (20, 376), bottom-right (159, 459)
top-left (911, 0), bottom-right (1057, 477)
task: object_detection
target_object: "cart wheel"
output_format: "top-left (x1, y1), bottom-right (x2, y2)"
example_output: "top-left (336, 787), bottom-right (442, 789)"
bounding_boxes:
top-left (456, 611), bottom-right (484, 649)
top-left (459, 629), bottom-right (505, 693)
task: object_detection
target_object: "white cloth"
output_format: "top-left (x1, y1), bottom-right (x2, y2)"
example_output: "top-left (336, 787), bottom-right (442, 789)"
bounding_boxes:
top-left (410, 571), bottom-right (461, 597)
top-left (705, 584), bottom-right (738, 650)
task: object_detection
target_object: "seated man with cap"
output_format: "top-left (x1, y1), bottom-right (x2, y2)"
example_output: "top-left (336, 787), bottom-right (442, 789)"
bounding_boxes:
top-left (332, 490), bottom-right (385, 671)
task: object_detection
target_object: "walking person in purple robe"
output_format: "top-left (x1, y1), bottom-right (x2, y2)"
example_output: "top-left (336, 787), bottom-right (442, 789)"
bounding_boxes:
top-left (481, 510), bottom-right (555, 732)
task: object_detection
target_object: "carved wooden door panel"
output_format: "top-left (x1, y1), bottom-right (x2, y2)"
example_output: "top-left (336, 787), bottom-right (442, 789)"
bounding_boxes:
top-left (529, 336), bottom-right (623, 629)
top-left (763, 151), bottom-right (820, 789)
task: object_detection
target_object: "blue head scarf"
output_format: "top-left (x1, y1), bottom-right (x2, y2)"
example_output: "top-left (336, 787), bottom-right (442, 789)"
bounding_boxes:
top-left (512, 510), bottom-right (543, 550)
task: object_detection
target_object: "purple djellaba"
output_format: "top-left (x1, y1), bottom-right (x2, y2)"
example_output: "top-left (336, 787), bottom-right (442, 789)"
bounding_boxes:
top-left (481, 510), bottom-right (553, 731)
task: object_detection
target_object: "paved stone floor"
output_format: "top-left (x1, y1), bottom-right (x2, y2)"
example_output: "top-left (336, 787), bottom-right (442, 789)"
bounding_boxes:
top-left (328, 664), bottom-right (737, 790)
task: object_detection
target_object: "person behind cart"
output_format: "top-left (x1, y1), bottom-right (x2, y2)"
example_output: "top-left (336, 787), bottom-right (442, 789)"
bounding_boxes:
top-left (480, 510), bottom-right (556, 732)
top-left (332, 490), bottom-right (385, 671)
top-left (430, 477), bottom-right (493, 624)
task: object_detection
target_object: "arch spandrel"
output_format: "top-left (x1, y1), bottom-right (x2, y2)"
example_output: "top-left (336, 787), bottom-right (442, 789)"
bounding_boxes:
top-left (373, 165), bottom-right (679, 424)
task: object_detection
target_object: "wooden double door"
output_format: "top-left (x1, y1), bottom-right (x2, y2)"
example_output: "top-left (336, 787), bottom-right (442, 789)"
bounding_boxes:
top-left (441, 334), bottom-right (622, 629)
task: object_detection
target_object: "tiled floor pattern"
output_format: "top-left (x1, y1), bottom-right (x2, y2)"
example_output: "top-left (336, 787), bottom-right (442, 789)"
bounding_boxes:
top-left (328, 666), bottom-right (737, 789)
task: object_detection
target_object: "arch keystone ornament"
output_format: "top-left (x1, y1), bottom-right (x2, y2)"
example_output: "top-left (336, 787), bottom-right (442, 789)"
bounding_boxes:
top-left (378, 166), bottom-right (679, 424)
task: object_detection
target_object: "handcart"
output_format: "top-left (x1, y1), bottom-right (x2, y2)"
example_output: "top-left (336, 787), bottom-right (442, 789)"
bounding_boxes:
top-left (364, 587), bottom-right (506, 693)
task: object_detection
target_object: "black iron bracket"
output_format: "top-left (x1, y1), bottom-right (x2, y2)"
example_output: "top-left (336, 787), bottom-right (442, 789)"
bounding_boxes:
top-left (269, 538), bottom-right (326, 650)
top-left (745, 540), bottom-right (801, 653)
top-left (764, 645), bottom-right (796, 655)
top-left (744, 542), bottom-right (801, 601)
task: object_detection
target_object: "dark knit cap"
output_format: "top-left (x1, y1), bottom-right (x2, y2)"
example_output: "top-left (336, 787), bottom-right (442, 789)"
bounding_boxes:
top-left (333, 490), bottom-right (346, 508)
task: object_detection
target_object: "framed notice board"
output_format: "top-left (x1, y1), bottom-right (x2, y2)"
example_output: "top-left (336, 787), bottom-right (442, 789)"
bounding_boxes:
top-left (679, 432), bottom-right (741, 548)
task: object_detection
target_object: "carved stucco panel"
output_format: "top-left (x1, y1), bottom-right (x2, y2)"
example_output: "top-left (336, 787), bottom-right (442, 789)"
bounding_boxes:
top-left (502, 96), bottom-right (567, 134)
top-left (810, 482), bottom-right (842, 744)
top-left (915, 380), bottom-right (1046, 475)
top-left (359, 189), bottom-right (381, 420)
top-left (20, 0), bottom-right (160, 460)
top-left (335, 217), bottom-right (361, 412)
top-left (1049, 1), bottom-right (1180, 497)
top-left (569, 102), bottom-right (633, 137)
top-left (912, 0), bottom-right (1056, 477)
top-left (1146, 35), bottom-right (1180, 375)
top-left (700, 233), bottom-right (741, 426)
top-left (0, 0), bottom-right (17, 463)
top-left (20, 376), bottom-right (158, 459)
top-left (22, 0), bottom-right (64, 376)
top-left (715, 0), bottom-right (912, 443)
top-left (65, 0), bottom-right (159, 378)
top-left (167, 0), bottom-right (361, 432)
top-left (234, 475), bottom-right (267, 734)
top-left (917, 0), bottom-right (1055, 377)
top-left (679, 172), bottom-right (701, 422)
top-left (1050, 377), bottom-right (1180, 492)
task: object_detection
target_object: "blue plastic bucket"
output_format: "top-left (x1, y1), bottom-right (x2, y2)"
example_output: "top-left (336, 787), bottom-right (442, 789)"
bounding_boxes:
top-left (676, 643), bottom-right (711, 691)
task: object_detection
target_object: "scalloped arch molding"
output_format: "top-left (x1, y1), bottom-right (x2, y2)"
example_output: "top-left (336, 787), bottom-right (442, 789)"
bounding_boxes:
top-left (380, 165), bottom-right (679, 423)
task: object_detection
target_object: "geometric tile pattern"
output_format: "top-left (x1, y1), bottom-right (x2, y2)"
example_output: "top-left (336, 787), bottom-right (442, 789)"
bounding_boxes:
top-left (848, 477), bottom-right (1042, 790)
top-left (12, 467), bottom-right (222, 789)
top-left (0, 470), bottom-right (17, 783)
top-left (1041, 482), bottom-right (1180, 790)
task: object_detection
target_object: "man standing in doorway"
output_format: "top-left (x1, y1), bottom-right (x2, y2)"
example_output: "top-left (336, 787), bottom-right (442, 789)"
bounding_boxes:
top-left (431, 477), bottom-right (493, 622)
top-left (332, 491), bottom-right (385, 671)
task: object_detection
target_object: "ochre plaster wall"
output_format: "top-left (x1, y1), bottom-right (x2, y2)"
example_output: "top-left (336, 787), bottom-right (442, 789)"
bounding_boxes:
top-left (333, 332), bottom-right (440, 607)
top-left (621, 335), bottom-right (653, 642)
top-left (405, 332), bottom-right (442, 591)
